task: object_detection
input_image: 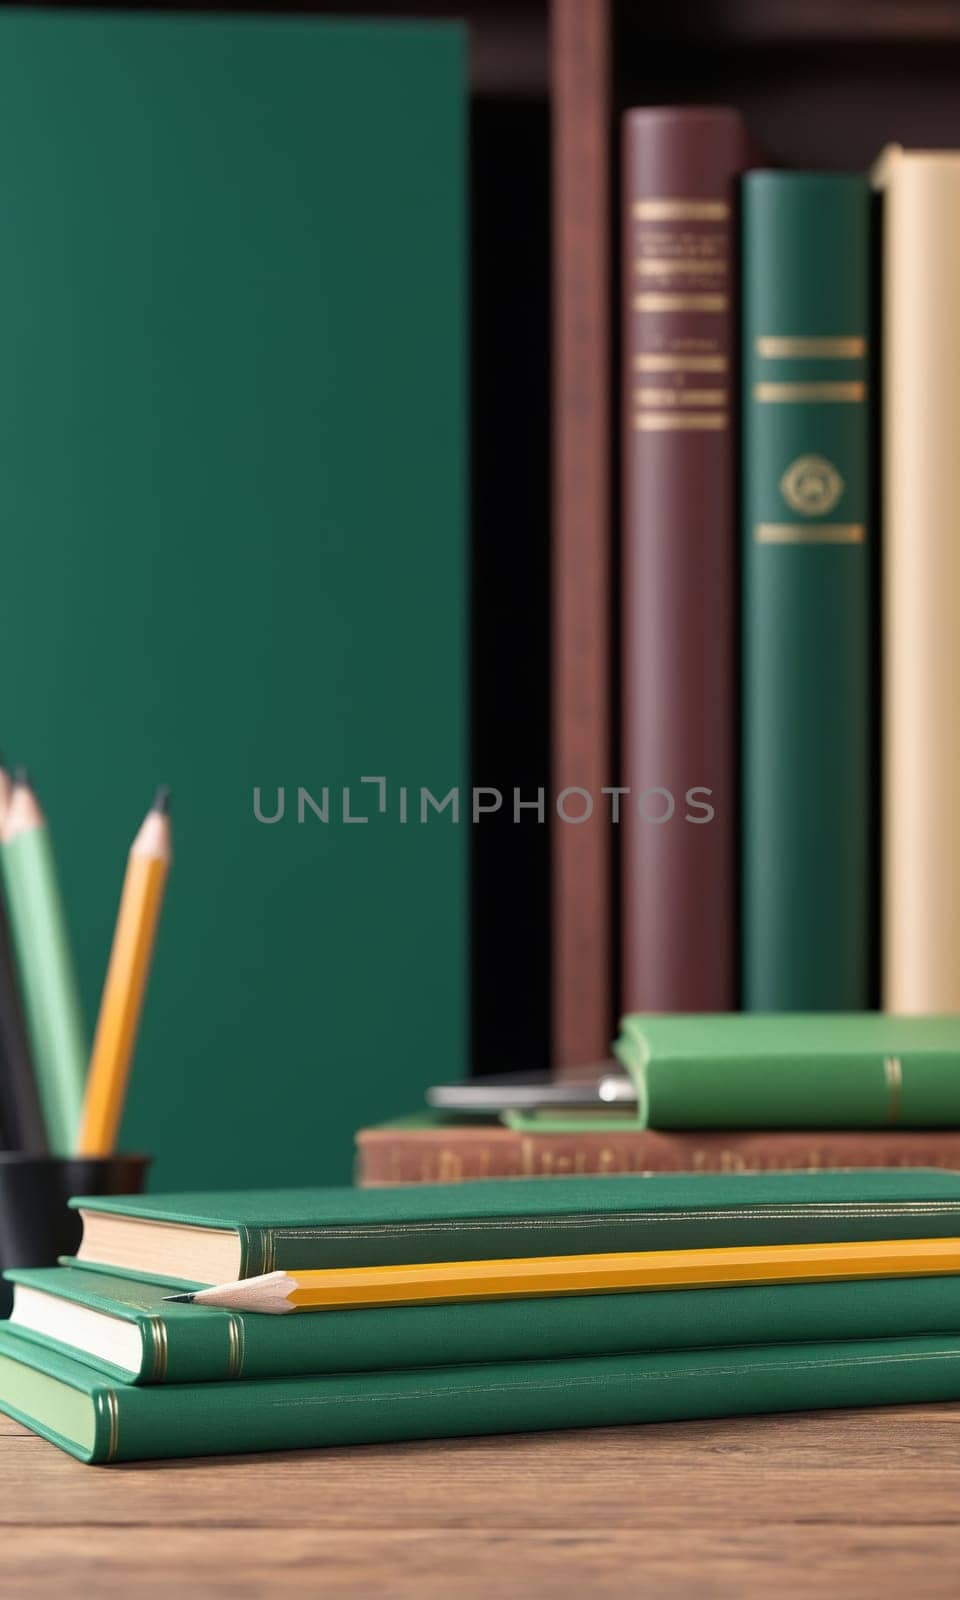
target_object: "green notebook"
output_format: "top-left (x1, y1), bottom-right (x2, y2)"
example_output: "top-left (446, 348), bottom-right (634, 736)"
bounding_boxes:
top-left (0, 10), bottom-right (467, 1186)
top-left (71, 1170), bottom-right (960, 1283)
top-left (3, 1323), bottom-right (960, 1464)
top-left (609, 1015), bottom-right (960, 1130)
top-left (11, 1264), bottom-right (960, 1387)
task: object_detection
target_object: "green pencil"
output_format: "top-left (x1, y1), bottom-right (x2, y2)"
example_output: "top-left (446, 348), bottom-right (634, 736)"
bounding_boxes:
top-left (1, 771), bottom-right (87, 1152)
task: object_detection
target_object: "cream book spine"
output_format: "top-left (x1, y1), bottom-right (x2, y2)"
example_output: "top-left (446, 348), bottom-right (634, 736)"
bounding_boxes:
top-left (874, 146), bottom-right (960, 1011)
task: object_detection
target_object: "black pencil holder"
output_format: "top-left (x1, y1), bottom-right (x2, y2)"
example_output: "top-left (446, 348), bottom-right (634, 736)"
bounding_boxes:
top-left (0, 1153), bottom-right (150, 1316)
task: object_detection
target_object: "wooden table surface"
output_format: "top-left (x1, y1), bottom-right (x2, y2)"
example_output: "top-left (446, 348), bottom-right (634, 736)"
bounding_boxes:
top-left (3, 1406), bottom-right (960, 1598)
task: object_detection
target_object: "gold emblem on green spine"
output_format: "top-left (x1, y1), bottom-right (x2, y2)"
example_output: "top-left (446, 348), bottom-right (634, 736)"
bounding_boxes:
top-left (779, 455), bottom-right (845, 516)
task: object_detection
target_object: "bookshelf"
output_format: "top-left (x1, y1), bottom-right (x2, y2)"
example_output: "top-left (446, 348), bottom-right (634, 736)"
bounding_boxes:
top-left (548, 0), bottom-right (960, 1067)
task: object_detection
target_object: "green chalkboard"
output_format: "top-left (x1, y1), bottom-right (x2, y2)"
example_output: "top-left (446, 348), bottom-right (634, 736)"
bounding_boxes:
top-left (0, 9), bottom-right (467, 1186)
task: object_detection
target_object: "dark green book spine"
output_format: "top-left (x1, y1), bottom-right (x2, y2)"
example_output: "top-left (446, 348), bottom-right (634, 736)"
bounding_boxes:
top-left (4, 1329), bottom-right (960, 1463)
top-left (18, 1266), bottom-right (960, 1384)
top-left (255, 1207), bottom-right (960, 1265)
top-left (742, 173), bottom-right (871, 1009)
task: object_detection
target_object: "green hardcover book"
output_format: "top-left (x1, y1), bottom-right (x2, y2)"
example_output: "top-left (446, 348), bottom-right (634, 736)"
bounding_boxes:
top-left (614, 1014), bottom-right (960, 1129)
top-left (0, 10), bottom-right (466, 1186)
top-left (11, 1263), bottom-right (960, 1387)
top-left (3, 1324), bottom-right (960, 1464)
top-left (742, 172), bottom-right (871, 1010)
top-left (70, 1170), bottom-right (960, 1282)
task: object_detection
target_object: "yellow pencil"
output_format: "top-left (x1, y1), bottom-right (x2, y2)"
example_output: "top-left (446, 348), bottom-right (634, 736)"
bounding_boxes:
top-left (165, 1236), bottom-right (960, 1313)
top-left (76, 788), bottom-right (172, 1156)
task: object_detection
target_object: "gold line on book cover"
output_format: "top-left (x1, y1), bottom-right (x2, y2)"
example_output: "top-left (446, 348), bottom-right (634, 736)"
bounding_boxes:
top-left (754, 381), bottom-right (866, 403)
top-left (635, 413), bottom-right (728, 431)
top-left (634, 354), bottom-right (727, 373)
top-left (147, 1316), bottom-right (168, 1381)
top-left (634, 388), bottom-right (728, 407)
top-left (635, 292), bottom-right (728, 313)
top-left (226, 1314), bottom-right (245, 1379)
top-left (756, 335), bottom-right (867, 359)
top-left (754, 524), bottom-right (865, 544)
top-left (96, 1388), bottom-right (120, 1463)
top-left (632, 199), bottom-right (729, 221)
top-left (885, 1057), bottom-right (904, 1124)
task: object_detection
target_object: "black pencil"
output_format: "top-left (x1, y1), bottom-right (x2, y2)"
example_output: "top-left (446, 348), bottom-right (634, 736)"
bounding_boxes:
top-left (0, 760), bottom-right (47, 1151)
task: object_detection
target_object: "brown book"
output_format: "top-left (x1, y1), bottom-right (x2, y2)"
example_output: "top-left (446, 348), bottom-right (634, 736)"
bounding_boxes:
top-left (621, 107), bottom-right (749, 1011)
top-left (356, 1120), bottom-right (960, 1186)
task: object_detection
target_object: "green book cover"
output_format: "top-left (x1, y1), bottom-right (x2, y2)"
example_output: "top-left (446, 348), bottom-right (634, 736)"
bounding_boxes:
top-left (71, 1170), bottom-right (960, 1281)
top-left (614, 1014), bottom-right (960, 1129)
top-left (0, 10), bottom-right (466, 1184)
top-left (3, 1323), bottom-right (960, 1463)
top-left (742, 172), bottom-right (871, 1010)
top-left (12, 1263), bottom-right (960, 1387)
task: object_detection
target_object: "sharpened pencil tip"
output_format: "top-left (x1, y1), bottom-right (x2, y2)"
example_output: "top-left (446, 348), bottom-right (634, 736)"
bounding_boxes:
top-left (163, 1292), bottom-right (196, 1303)
top-left (152, 784), bottom-right (171, 815)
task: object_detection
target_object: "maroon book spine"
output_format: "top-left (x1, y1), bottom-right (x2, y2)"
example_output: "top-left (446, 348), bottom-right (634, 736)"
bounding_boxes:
top-left (621, 107), bottom-right (749, 1011)
top-left (356, 1124), bottom-right (960, 1186)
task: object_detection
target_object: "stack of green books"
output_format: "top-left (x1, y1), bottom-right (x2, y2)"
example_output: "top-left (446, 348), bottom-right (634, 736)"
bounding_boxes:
top-left (3, 1172), bottom-right (960, 1463)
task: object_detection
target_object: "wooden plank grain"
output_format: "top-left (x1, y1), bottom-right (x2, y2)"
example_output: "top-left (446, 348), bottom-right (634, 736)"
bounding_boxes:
top-left (2, 1411), bottom-right (960, 1537)
top-left (7, 1454), bottom-right (960, 1532)
top-left (550, 0), bottom-right (614, 1069)
top-left (2, 1523), bottom-right (960, 1600)
top-left (2, 1411), bottom-right (960, 1596)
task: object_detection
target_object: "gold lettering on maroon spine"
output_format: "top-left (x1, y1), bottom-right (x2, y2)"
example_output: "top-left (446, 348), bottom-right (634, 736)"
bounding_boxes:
top-left (630, 196), bottom-right (730, 431)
